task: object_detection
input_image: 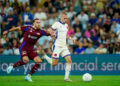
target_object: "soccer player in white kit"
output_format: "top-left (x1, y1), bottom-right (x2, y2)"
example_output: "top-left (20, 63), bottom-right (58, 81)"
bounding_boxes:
top-left (43, 12), bottom-right (74, 82)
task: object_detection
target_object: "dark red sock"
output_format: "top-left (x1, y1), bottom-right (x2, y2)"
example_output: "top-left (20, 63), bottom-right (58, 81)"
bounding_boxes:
top-left (29, 63), bottom-right (41, 75)
top-left (13, 60), bottom-right (27, 68)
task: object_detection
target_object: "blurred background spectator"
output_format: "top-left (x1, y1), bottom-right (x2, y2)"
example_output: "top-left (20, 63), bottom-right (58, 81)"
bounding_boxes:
top-left (94, 43), bottom-right (107, 54)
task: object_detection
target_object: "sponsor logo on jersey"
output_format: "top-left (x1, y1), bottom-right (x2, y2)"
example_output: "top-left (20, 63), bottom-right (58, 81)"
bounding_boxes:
top-left (54, 53), bottom-right (57, 56)
top-left (28, 35), bottom-right (37, 39)
top-left (37, 33), bottom-right (40, 35)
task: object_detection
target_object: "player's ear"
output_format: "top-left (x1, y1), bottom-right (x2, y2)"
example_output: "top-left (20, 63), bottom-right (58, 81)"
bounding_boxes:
top-left (33, 21), bottom-right (35, 25)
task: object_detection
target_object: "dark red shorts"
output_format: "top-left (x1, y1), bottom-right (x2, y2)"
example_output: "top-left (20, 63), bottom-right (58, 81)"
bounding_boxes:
top-left (20, 47), bottom-right (38, 60)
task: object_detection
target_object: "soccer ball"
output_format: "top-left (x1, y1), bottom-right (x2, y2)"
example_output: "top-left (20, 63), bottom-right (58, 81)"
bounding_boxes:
top-left (82, 73), bottom-right (92, 82)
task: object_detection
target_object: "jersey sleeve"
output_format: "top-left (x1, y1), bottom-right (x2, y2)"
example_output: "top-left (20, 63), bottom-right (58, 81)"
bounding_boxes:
top-left (65, 24), bottom-right (69, 29)
top-left (51, 22), bottom-right (58, 30)
top-left (41, 29), bottom-right (50, 36)
top-left (21, 26), bottom-right (30, 31)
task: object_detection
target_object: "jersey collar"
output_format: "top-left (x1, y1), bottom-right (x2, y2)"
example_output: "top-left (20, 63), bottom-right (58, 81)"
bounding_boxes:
top-left (59, 20), bottom-right (64, 24)
top-left (31, 26), bottom-right (41, 31)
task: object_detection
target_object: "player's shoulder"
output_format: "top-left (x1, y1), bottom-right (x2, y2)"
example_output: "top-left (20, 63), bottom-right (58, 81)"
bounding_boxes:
top-left (57, 21), bottom-right (68, 26)
top-left (65, 23), bottom-right (68, 27)
top-left (52, 21), bottom-right (68, 28)
top-left (53, 21), bottom-right (59, 25)
top-left (23, 25), bottom-right (32, 27)
top-left (40, 28), bottom-right (47, 32)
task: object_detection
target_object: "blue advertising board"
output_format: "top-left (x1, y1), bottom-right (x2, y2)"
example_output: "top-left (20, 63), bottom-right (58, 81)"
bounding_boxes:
top-left (0, 54), bottom-right (120, 75)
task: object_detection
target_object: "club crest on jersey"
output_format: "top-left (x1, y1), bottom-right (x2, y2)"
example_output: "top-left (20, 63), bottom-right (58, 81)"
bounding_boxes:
top-left (30, 28), bottom-right (33, 32)
top-left (54, 53), bottom-right (57, 56)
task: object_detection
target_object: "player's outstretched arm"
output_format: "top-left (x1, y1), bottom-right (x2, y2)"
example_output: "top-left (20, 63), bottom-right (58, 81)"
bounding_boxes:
top-left (48, 28), bottom-right (54, 35)
top-left (48, 28), bottom-right (56, 38)
top-left (3, 26), bottom-right (21, 35)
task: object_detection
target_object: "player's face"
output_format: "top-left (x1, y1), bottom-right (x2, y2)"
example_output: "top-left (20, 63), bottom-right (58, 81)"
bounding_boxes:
top-left (61, 14), bottom-right (68, 24)
top-left (34, 20), bottom-right (41, 29)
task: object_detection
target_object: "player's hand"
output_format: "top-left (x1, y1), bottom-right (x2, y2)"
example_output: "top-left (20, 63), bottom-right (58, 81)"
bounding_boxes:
top-left (51, 32), bottom-right (56, 38)
top-left (3, 31), bottom-right (8, 35)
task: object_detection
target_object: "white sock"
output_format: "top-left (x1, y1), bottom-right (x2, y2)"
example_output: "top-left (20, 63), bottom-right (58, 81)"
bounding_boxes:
top-left (64, 63), bottom-right (71, 79)
top-left (44, 55), bottom-right (52, 65)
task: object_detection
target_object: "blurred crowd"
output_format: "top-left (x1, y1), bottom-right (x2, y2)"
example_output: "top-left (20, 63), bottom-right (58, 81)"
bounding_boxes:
top-left (0, 0), bottom-right (120, 55)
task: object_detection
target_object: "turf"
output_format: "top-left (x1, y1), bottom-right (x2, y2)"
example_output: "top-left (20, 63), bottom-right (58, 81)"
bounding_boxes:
top-left (0, 76), bottom-right (119, 86)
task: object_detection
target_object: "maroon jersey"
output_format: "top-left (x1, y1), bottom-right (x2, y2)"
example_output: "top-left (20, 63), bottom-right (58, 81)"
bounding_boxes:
top-left (20, 26), bottom-right (49, 58)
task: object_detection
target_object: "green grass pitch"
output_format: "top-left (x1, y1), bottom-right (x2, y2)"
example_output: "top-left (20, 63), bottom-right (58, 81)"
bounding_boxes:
top-left (0, 76), bottom-right (119, 86)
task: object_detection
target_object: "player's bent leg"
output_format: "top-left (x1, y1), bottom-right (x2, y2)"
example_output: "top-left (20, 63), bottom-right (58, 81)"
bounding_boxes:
top-left (43, 54), bottom-right (58, 66)
top-left (52, 58), bottom-right (58, 66)
top-left (33, 56), bottom-right (42, 63)
top-left (25, 56), bottom-right (42, 82)
top-left (64, 55), bottom-right (72, 64)
top-left (64, 55), bottom-right (72, 82)
top-left (42, 54), bottom-right (52, 64)
top-left (44, 46), bottom-right (60, 65)
top-left (7, 56), bottom-right (29, 74)
top-left (22, 56), bottom-right (29, 63)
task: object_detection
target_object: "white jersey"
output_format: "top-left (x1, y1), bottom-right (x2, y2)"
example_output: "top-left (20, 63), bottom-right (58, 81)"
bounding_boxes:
top-left (51, 21), bottom-right (68, 47)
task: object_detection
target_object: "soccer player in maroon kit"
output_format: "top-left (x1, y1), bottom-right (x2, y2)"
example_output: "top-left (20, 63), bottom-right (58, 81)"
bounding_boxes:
top-left (3, 19), bottom-right (54, 82)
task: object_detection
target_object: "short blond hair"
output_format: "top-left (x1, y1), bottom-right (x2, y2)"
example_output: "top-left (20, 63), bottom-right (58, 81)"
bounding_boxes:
top-left (61, 12), bottom-right (67, 15)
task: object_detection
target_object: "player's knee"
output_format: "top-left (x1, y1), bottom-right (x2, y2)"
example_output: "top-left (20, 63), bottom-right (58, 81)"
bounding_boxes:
top-left (52, 63), bottom-right (57, 66)
top-left (23, 59), bottom-right (29, 63)
top-left (34, 56), bottom-right (42, 63)
top-left (52, 59), bottom-right (58, 66)
top-left (35, 60), bottom-right (42, 63)
top-left (35, 59), bottom-right (42, 63)
top-left (67, 59), bottom-right (72, 64)
top-left (22, 56), bottom-right (29, 63)
top-left (38, 60), bottom-right (42, 63)
top-left (36, 61), bottom-right (42, 65)
top-left (52, 62), bottom-right (58, 66)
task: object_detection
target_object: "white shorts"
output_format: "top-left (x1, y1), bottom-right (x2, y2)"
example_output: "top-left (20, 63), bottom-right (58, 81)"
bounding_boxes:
top-left (52, 45), bottom-right (70, 59)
